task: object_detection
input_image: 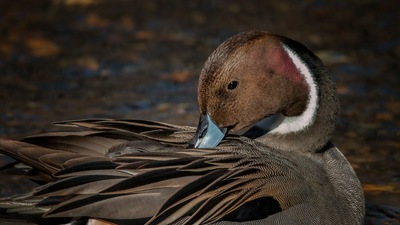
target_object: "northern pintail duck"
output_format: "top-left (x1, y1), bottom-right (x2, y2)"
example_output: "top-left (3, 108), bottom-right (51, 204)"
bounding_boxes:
top-left (0, 31), bottom-right (365, 224)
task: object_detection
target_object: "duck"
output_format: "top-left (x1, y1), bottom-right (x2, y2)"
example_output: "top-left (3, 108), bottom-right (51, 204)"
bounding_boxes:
top-left (0, 31), bottom-right (365, 225)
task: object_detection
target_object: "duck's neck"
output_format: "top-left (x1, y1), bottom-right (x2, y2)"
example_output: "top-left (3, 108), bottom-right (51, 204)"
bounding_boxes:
top-left (257, 56), bottom-right (339, 153)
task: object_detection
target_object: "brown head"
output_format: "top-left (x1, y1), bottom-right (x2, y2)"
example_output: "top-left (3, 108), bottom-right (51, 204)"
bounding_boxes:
top-left (191, 31), bottom-right (339, 151)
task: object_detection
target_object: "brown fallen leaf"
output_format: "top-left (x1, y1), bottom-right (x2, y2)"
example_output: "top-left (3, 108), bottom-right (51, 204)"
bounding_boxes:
top-left (25, 37), bottom-right (61, 57)
top-left (86, 14), bottom-right (109, 27)
top-left (363, 184), bottom-right (395, 193)
top-left (76, 57), bottom-right (100, 71)
top-left (386, 101), bottom-right (400, 112)
top-left (62, 0), bottom-right (96, 7)
top-left (161, 71), bottom-right (192, 82)
top-left (119, 16), bottom-right (135, 29)
top-left (135, 30), bottom-right (155, 40)
top-left (336, 84), bottom-right (349, 95)
top-left (0, 42), bottom-right (12, 56)
top-left (375, 112), bottom-right (393, 120)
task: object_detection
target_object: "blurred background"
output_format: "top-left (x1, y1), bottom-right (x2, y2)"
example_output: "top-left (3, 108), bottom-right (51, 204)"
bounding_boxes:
top-left (0, 0), bottom-right (399, 223)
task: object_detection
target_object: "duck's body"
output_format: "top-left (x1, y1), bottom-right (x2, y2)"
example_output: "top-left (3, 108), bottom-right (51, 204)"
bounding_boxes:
top-left (0, 31), bottom-right (364, 224)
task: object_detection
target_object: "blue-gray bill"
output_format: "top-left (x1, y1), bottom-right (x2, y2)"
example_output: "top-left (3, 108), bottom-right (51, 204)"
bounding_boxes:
top-left (188, 113), bottom-right (227, 148)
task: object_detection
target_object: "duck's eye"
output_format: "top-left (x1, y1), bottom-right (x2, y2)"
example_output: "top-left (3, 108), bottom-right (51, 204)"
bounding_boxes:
top-left (227, 80), bottom-right (238, 90)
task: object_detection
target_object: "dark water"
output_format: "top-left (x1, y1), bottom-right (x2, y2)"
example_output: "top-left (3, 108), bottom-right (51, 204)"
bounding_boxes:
top-left (0, 0), bottom-right (399, 223)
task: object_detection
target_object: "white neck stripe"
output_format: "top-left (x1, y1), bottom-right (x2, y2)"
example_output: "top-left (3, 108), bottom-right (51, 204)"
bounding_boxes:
top-left (269, 44), bottom-right (318, 134)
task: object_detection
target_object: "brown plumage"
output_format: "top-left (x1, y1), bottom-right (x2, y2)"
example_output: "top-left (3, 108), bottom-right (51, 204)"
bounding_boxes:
top-left (0, 31), bottom-right (364, 225)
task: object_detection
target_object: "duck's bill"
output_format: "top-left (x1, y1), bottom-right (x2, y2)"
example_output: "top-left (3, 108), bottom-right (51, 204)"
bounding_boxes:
top-left (188, 113), bottom-right (227, 149)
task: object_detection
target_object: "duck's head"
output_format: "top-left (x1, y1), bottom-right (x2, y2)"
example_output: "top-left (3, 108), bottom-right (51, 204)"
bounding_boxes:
top-left (190, 31), bottom-right (339, 152)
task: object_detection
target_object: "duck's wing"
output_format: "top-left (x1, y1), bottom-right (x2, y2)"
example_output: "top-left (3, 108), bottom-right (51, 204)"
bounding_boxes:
top-left (55, 118), bottom-right (195, 144)
top-left (24, 119), bottom-right (196, 155)
top-left (0, 137), bottom-right (314, 225)
top-left (0, 139), bottom-right (126, 183)
top-left (0, 119), bottom-right (196, 182)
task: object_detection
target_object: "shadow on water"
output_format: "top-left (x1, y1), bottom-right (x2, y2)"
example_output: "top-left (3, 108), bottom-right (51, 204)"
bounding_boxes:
top-left (0, 0), bottom-right (399, 223)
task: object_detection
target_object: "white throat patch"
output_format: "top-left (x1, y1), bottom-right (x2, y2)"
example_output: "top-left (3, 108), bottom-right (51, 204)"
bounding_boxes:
top-left (269, 44), bottom-right (318, 134)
